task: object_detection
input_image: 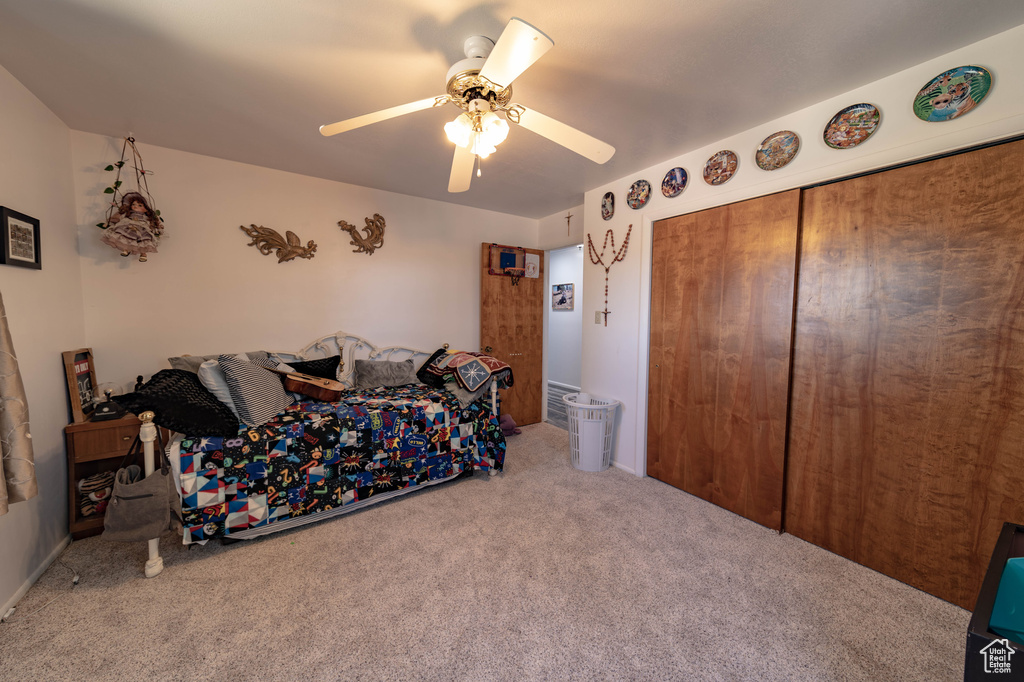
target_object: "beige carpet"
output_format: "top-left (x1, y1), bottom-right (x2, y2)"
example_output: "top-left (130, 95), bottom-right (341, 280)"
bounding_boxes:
top-left (0, 423), bottom-right (969, 680)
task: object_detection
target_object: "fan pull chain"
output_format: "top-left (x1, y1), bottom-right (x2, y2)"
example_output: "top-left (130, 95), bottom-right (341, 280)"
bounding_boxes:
top-left (476, 154), bottom-right (482, 178)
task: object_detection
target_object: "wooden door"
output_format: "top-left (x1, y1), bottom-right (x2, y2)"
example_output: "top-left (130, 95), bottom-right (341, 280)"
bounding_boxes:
top-left (786, 139), bottom-right (1024, 608)
top-left (647, 190), bottom-right (800, 530)
top-left (481, 243), bottom-right (543, 425)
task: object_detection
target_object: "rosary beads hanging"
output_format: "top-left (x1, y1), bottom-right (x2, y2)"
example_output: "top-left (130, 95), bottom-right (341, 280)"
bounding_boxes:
top-left (586, 223), bottom-right (632, 326)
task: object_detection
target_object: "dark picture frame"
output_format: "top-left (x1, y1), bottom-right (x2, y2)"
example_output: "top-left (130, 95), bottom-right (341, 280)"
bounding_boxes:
top-left (62, 348), bottom-right (97, 423)
top-left (0, 207), bottom-right (41, 269)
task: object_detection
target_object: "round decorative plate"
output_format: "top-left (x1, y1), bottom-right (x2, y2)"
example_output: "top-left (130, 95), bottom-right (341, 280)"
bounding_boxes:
top-left (661, 167), bottom-right (688, 198)
top-left (627, 180), bottom-right (651, 209)
top-left (824, 103), bottom-right (881, 149)
top-left (601, 191), bottom-right (615, 220)
top-left (703, 150), bottom-right (738, 186)
top-left (913, 65), bottom-right (992, 122)
top-left (755, 130), bottom-right (800, 171)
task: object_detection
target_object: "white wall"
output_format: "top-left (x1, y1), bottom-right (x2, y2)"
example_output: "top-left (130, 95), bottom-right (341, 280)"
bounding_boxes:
top-left (537, 202), bottom-right (585, 252)
top-left (0, 66), bottom-right (84, 612)
top-left (70, 132), bottom-right (539, 388)
top-left (545, 245), bottom-right (583, 388)
top-left (566, 23), bottom-right (1024, 475)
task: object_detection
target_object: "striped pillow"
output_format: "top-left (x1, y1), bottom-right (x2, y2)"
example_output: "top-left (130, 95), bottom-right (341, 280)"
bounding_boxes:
top-left (217, 354), bottom-right (292, 427)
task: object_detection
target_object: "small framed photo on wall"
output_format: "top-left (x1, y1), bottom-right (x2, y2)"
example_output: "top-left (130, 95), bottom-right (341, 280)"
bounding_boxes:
top-left (62, 349), bottom-right (97, 423)
top-left (0, 207), bottom-right (41, 270)
top-left (552, 283), bottom-right (574, 310)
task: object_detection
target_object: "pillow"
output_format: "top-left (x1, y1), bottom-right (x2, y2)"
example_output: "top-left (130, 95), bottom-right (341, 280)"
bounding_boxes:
top-left (168, 351), bottom-right (268, 373)
top-left (416, 348), bottom-right (449, 388)
top-left (354, 359), bottom-right (419, 389)
top-left (197, 354), bottom-right (247, 419)
top-left (276, 355), bottom-right (342, 381)
top-left (443, 378), bottom-right (491, 409)
top-left (112, 369), bottom-right (239, 436)
top-left (218, 354), bottom-right (293, 427)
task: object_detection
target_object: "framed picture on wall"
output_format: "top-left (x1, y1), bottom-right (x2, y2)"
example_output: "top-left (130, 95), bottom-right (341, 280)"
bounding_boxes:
top-left (0, 207), bottom-right (41, 270)
top-left (552, 283), bottom-right (574, 310)
top-left (62, 349), bottom-right (97, 423)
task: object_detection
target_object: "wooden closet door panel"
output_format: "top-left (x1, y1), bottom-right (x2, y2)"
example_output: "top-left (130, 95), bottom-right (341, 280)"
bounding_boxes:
top-left (648, 189), bottom-right (800, 530)
top-left (786, 139), bottom-right (1024, 608)
top-left (648, 209), bottom-right (724, 492)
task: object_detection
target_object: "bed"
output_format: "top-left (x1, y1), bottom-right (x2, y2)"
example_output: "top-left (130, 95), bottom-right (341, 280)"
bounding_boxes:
top-left (121, 332), bottom-right (510, 576)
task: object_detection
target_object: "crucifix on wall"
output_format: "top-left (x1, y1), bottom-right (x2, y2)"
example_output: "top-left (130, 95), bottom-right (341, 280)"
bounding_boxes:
top-left (565, 211), bottom-right (573, 236)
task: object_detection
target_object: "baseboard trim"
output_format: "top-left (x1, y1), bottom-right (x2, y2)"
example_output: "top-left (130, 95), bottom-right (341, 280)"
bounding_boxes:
top-left (2, 534), bottom-right (71, 615)
top-left (612, 460), bottom-right (636, 476)
top-left (547, 380), bottom-right (581, 392)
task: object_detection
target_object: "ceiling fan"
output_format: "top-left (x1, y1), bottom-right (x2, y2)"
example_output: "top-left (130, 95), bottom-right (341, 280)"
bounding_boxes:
top-left (319, 18), bottom-right (615, 193)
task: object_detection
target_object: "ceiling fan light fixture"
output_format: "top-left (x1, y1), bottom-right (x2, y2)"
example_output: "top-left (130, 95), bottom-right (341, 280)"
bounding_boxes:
top-left (320, 17), bottom-right (615, 195)
top-left (478, 111), bottom-right (509, 147)
top-left (444, 112), bottom-right (474, 147)
top-left (470, 137), bottom-right (497, 159)
top-left (446, 109), bottom-right (509, 160)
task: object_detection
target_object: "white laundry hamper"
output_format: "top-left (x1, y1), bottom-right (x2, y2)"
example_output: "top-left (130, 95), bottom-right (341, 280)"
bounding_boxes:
top-left (562, 393), bottom-right (619, 472)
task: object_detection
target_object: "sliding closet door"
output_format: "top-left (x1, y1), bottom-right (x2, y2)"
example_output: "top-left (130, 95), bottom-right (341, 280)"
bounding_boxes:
top-left (647, 189), bottom-right (800, 530)
top-left (786, 139), bottom-right (1024, 608)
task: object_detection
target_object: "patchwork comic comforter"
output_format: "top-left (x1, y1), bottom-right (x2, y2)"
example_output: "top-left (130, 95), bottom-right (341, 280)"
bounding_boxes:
top-left (173, 384), bottom-right (505, 544)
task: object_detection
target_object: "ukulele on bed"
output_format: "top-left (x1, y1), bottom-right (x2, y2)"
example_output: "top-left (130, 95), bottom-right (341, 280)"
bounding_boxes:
top-left (268, 368), bottom-right (344, 402)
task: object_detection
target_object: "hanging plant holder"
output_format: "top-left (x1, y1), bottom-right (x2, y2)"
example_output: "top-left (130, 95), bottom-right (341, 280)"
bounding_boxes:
top-left (95, 137), bottom-right (165, 262)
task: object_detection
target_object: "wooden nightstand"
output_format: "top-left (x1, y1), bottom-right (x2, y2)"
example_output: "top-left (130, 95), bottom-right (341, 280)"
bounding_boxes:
top-left (64, 414), bottom-right (168, 539)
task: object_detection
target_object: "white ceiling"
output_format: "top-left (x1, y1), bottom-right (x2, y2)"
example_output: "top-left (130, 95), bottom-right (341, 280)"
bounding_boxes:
top-left (0, 1), bottom-right (1022, 219)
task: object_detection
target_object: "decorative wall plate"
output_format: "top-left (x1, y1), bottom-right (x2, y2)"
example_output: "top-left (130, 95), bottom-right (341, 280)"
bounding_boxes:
top-left (824, 103), bottom-right (881, 149)
top-left (913, 65), bottom-right (992, 123)
top-left (661, 168), bottom-right (688, 197)
top-left (703, 150), bottom-right (738, 186)
top-left (627, 180), bottom-right (651, 209)
top-left (755, 130), bottom-right (800, 171)
top-left (601, 191), bottom-right (615, 220)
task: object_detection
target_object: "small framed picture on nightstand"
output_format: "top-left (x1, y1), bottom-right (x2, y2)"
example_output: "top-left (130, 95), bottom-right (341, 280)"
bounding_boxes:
top-left (62, 349), bottom-right (97, 423)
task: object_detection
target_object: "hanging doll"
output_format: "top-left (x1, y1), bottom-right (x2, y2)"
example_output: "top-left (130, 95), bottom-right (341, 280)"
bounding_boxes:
top-left (101, 191), bottom-right (162, 262)
top-left (97, 136), bottom-right (165, 262)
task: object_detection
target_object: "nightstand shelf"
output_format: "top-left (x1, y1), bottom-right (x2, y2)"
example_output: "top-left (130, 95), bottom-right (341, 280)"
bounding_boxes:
top-left (64, 414), bottom-right (167, 540)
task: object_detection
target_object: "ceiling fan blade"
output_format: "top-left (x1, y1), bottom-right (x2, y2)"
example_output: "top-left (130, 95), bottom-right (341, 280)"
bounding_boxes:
top-left (448, 144), bottom-right (475, 193)
top-left (319, 97), bottom-right (441, 137)
top-left (478, 17), bottom-right (553, 88)
top-left (513, 106), bottom-right (615, 164)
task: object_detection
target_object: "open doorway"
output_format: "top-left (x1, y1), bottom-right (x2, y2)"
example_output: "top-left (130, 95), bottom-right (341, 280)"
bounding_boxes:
top-left (544, 244), bottom-right (584, 429)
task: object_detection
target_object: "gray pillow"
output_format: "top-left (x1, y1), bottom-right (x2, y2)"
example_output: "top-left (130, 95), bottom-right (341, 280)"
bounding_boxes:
top-left (169, 351), bottom-right (268, 373)
top-left (354, 359), bottom-right (419, 389)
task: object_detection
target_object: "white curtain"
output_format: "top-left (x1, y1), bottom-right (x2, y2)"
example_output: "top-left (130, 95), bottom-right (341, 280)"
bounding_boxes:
top-left (0, 290), bottom-right (36, 515)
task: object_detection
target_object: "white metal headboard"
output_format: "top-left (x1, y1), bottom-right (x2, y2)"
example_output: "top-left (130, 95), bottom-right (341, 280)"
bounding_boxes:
top-left (267, 331), bottom-right (439, 389)
top-left (268, 331), bottom-right (498, 418)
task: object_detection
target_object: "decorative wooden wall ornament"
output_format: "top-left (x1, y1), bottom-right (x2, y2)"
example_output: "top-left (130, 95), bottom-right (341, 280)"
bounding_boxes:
top-left (338, 213), bottom-right (386, 255)
top-left (587, 223), bottom-right (632, 326)
top-left (239, 224), bottom-right (317, 263)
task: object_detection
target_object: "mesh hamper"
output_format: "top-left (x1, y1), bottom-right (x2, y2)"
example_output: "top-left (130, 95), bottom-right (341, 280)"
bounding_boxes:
top-left (562, 393), bottom-right (619, 471)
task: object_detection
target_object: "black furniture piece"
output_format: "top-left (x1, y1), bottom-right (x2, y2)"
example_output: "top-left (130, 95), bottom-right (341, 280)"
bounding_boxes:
top-left (965, 522), bottom-right (1024, 680)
